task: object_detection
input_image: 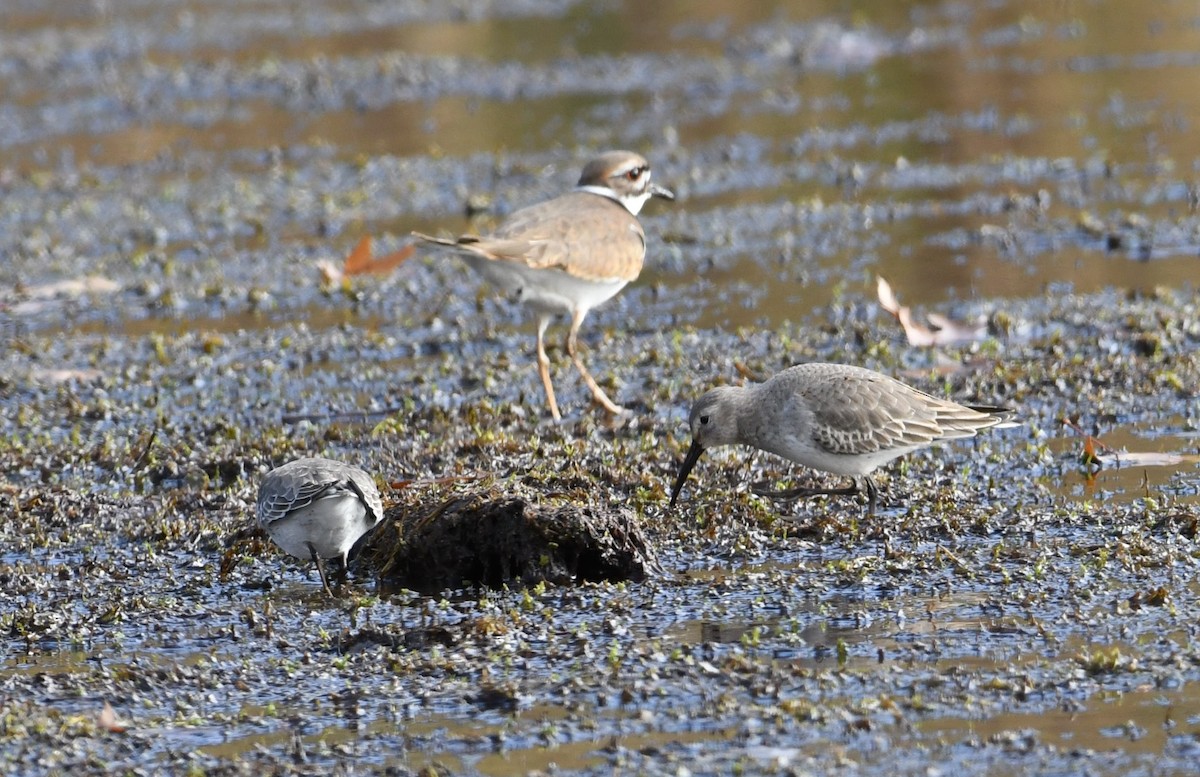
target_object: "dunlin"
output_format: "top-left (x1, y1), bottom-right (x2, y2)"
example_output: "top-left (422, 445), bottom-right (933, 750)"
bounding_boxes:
top-left (668, 363), bottom-right (1014, 515)
top-left (257, 457), bottom-right (384, 595)
top-left (414, 150), bottom-right (674, 421)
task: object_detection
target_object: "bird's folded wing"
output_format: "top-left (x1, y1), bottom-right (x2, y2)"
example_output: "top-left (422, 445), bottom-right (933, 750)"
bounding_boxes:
top-left (258, 477), bottom-right (341, 525)
top-left (804, 380), bottom-right (943, 455)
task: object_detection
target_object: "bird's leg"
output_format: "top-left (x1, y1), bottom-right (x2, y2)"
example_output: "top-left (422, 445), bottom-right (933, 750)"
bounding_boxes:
top-left (748, 472), bottom-right (883, 510)
top-left (308, 542), bottom-right (335, 597)
top-left (566, 309), bottom-right (624, 415)
top-left (535, 316), bottom-right (562, 421)
top-left (748, 477), bottom-right (883, 518)
top-left (862, 476), bottom-right (879, 517)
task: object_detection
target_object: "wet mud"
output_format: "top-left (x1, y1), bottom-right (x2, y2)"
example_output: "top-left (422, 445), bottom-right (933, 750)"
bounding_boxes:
top-left (367, 487), bottom-right (660, 591)
top-left (2, 0), bottom-right (1200, 775)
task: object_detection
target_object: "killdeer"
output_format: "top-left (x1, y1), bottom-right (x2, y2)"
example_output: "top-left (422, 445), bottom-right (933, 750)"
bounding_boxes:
top-left (669, 363), bottom-right (1015, 516)
top-left (414, 150), bottom-right (674, 421)
top-left (256, 457), bottom-right (384, 595)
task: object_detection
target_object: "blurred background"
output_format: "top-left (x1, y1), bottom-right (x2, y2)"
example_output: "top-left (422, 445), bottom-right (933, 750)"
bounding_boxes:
top-left (3, 0), bottom-right (1197, 330)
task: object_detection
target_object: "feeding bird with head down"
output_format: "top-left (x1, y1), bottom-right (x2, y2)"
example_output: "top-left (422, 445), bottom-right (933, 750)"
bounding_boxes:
top-left (256, 457), bottom-right (384, 595)
top-left (669, 363), bottom-right (1016, 515)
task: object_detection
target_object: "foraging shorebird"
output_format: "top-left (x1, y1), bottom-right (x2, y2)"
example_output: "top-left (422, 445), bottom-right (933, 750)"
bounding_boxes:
top-left (414, 150), bottom-right (674, 421)
top-left (256, 457), bottom-right (384, 595)
top-left (669, 363), bottom-right (1015, 515)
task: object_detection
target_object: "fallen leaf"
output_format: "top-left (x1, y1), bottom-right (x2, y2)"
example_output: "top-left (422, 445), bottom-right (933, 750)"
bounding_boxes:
top-left (1128, 586), bottom-right (1169, 609)
top-left (1092, 450), bottom-right (1192, 469)
top-left (343, 237), bottom-right (415, 276)
top-left (98, 701), bottom-right (127, 733)
top-left (318, 237), bottom-right (416, 286)
top-left (21, 276), bottom-right (120, 300)
top-left (218, 546), bottom-right (240, 578)
top-left (30, 368), bottom-right (104, 384)
top-left (925, 311), bottom-right (988, 342)
top-left (876, 276), bottom-right (901, 314)
top-left (876, 275), bottom-right (989, 347)
top-left (316, 259), bottom-right (343, 286)
top-left (342, 235), bottom-right (374, 275)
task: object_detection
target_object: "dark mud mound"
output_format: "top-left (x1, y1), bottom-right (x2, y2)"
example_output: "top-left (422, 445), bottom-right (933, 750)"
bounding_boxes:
top-left (367, 491), bottom-right (661, 591)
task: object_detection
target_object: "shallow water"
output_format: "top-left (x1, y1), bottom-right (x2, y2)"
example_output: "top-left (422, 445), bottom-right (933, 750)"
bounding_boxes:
top-left (2, 1), bottom-right (1200, 775)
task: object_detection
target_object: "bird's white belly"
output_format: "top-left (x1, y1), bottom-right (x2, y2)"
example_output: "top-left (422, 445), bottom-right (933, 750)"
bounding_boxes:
top-left (465, 255), bottom-right (627, 315)
top-left (264, 495), bottom-right (369, 560)
top-left (765, 435), bottom-right (923, 477)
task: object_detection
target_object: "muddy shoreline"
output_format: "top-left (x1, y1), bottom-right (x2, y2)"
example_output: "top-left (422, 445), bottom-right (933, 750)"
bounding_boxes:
top-left (3, 0), bottom-right (1200, 774)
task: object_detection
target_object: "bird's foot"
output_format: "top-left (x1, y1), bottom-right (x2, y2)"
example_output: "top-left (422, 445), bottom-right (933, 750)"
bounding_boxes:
top-left (591, 392), bottom-right (626, 416)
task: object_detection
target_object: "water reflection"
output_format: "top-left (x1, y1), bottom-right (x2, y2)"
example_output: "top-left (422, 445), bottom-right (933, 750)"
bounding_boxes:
top-left (920, 682), bottom-right (1200, 757)
top-left (1044, 418), bottom-right (1200, 504)
top-left (8, 0), bottom-right (1199, 317)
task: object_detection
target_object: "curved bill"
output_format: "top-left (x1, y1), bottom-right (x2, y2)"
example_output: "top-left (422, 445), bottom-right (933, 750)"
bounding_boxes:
top-left (650, 182), bottom-right (675, 202)
top-left (668, 439), bottom-right (705, 508)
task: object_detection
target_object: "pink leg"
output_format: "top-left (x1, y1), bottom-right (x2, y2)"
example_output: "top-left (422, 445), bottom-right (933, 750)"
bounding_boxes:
top-left (536, 317), bottom-right (562, 421)
top-left (565, 309), bottom-right (624, 415)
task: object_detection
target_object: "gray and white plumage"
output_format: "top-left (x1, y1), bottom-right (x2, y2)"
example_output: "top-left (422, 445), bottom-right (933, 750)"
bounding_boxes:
top-left (669, 363), bottom-right (1015, 515)
top-left (413, 150), bottom-right (674, 421)
top-left (256, 457), bottom-right (384, 594)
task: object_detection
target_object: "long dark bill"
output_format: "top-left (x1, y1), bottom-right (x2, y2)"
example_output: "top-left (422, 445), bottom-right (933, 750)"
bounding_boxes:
top-left (668, 440), bottom-right (706, 508)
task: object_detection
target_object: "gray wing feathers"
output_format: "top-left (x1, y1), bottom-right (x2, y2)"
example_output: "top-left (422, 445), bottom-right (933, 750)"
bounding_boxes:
top-left (257, 472), bottom-right (340, 528)
top-left (257, 460), bottom-right (383, 528)
top-left (344, 470), bottom-right (385, 525)
top-left (799, 367), bottom-right (1007, 456)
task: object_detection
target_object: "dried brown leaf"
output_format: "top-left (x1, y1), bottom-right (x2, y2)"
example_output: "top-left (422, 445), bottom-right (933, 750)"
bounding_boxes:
top-left (877, 275), bottom-right (991, 347)
top-left (343, 236), bottom-right (374, 275)
top-left (925, 311), bottom-right (988, 343)
top-left (876, 275), bottom-right (901, 314)
top-left (1093, 450), bottom-right (1192, 469)
top-left (22, 276), bottom-right (120, 300)
top-left (30, 368), bottom-right (104, 384)
top-left (98, 701), bottom-right (127, 733)
top-left (895, 307), bottom-right (939, 347)
top-left (316, 259), bottom-right (343, 286)
top-left (344, 237), bottom-right (415, 276)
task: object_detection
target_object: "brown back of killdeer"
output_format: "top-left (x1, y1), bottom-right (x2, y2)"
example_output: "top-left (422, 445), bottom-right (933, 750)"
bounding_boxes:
top-left (414, 150), bottom-right (674, 421)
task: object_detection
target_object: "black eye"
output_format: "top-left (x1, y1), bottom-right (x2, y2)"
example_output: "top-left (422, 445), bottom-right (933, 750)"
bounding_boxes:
top-left (625, 166), bottom-right (643, 181)
top-left (699, 415), bottom-right (710, 425)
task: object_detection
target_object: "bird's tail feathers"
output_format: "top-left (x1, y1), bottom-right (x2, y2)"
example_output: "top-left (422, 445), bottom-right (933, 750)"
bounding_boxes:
top-left (967, 405), bottom-right (1020, 429)
top-left (411, 231), bottom-right (460, 247)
